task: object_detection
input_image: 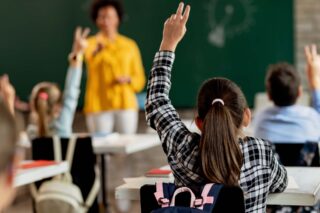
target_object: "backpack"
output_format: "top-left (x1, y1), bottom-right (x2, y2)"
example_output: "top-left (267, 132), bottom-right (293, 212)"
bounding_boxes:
top-left (30, 135), bottom-right (100, 213)
top-left (151, 182), bottom-right (222, 213)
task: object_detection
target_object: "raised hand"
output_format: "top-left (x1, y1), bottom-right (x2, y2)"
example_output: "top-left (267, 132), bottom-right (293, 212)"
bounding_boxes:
top-left (0, 74), bottom-right (16, 115)
top-left (160, 2), bottom-right (191, 52)
top-left (305, 44), bottom-right (320, 90)
top-left (71, 27), bottom-right (90, 55)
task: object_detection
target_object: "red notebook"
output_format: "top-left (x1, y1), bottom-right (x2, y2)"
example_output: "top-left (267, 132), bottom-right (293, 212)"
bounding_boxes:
top-left (19, 160), bottom-right (58, 169)
top-left (145, 168), bottom-right (172, 177)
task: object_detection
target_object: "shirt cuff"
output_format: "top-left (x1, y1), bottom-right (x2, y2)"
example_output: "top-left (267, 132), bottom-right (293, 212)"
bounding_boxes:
top-left (153, 51), bottom-right (175, 63)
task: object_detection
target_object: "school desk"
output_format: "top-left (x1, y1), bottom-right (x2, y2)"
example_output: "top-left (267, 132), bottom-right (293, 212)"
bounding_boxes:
top-left (14, 161), bottom-right (69, 187)
top-left (115, 167), bottom-right (320, 207)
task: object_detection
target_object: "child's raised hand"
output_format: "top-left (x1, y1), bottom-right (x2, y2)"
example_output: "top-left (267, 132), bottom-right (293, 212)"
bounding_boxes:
top-left (72, 27), bottom-right (90, 55)
top-left (160, 2), bottom-right (191, 52)
top-left (305, 44), bottom-right (320, 90)
top-left (0, 74), bottom-right (16, 115)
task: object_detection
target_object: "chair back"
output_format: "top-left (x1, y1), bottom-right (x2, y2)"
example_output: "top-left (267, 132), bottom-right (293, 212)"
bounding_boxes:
top-left (274, 142), bottom-right (320, 166)
top-left (32, 136), bottom-right (99, 213)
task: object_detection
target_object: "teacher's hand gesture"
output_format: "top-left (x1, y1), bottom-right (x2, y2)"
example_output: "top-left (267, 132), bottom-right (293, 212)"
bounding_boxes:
top-left (160, 2), bottom-right (191, 52)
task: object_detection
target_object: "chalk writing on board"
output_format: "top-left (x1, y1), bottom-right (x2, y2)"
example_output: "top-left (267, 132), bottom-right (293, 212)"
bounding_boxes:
top-left (207, 0), bottom-right (256, 48)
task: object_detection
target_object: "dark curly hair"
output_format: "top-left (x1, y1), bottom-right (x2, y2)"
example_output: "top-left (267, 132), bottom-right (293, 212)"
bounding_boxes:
top-left (91, 0), bottom-right (124, 23)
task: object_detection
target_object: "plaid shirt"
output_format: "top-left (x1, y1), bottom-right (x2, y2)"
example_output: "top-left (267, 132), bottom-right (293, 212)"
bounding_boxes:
top-left (145, 51), bottom-right (288, 213)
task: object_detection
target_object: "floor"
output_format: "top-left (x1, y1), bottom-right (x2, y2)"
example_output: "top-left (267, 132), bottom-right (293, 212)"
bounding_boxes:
top-left (5, 110), bottom-right (195, 213)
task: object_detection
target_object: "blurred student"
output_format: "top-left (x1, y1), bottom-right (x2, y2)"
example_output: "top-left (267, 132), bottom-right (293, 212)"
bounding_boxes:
top-left (84, 0), bottom-right (145, 134)
top-left (253, 45), bottom-right (320, 143)
top-left (145, 3), bottom-right (287, 212)
top-left (0, 75), bottom-right (20, 211)
top-left (27, 27), bottom-right (89, 139)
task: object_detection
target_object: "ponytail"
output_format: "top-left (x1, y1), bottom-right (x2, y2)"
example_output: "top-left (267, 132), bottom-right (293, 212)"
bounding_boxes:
top-left (37, 98), bottom-right (49, 137)
top-left (200, 104), bottom-right (243, 186)
top-left (197, 78), bottom-right (247, 186)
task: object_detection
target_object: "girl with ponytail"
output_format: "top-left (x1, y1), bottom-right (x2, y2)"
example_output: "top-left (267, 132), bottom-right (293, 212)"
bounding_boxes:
top-left (145, 3), bottom-right (287, 212)
top-left (27, 27), bottom-right (90, 139)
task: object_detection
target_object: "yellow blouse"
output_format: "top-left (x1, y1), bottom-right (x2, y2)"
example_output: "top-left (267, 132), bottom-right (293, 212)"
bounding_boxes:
top-left (84, 34), bottom-right (146, 114)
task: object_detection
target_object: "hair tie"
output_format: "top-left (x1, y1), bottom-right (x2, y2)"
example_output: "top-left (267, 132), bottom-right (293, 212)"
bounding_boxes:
top-left (211, 98), bottom-right (224, 106)
top-left (38, 92), bottom-right (49, 101)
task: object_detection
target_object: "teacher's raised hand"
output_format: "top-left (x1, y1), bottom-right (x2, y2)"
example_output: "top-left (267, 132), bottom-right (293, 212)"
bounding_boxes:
top-left (160, 2), bottom-right (191, 52)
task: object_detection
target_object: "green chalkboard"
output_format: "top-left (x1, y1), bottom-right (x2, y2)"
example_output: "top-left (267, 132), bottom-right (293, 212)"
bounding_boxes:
top-left (0, 0), bottom-right (293, 108)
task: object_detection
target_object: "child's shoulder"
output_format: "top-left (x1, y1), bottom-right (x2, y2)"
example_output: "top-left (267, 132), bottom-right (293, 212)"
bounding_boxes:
top-left (240, 137), bottom-right (274, 167)
top-left (240, 136), bottom-right (273, 155)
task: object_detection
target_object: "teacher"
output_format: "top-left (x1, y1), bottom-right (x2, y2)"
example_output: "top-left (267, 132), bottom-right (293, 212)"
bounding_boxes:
top-left (84, 0), bottom-right (146, 134)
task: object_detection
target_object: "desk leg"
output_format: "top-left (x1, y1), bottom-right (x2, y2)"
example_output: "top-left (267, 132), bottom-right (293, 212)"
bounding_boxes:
top-left (100, 154), bottom-right (108, 212)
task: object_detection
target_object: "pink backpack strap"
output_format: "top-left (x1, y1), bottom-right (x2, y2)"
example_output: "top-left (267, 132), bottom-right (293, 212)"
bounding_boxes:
top-left (196, 183), bottom-right (215, 210)
top-left (170, 187), bottom-right (196, 207)
top-left (154, 182), bottom-right (170, 208)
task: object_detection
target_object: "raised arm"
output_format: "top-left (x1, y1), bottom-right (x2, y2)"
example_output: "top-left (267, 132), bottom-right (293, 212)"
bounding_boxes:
top-left (145, 3), bottom-right (193, 155)
top-left (304, 45), bottom-right (320, 113)
top-left (0, 75), bottom-right (16, 115)
top-left (55, 27), bottom-right (90, 136)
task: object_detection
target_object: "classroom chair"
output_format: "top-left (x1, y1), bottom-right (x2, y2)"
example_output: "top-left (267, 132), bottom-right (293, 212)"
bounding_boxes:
top-left (273, 142), bottom-right (320, 166)
top-left (140, 184), bottom-right (245, 213)
top-left (31, 136), bottom-right (100, 213)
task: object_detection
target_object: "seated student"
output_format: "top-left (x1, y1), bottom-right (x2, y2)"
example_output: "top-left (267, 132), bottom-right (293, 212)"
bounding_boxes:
top-left (253, 45), bottom-right (320, 143)
top-left (145, 3), bottom-right (288, 213)
top-left (0, 75), bottom-right (20, 211)
top-left (27, 27), bottom-right (89, 139)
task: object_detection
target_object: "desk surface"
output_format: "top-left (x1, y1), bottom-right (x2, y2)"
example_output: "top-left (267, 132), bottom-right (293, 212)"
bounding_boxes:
top-left (14, 161), bottom-right (69, 187)
top-left (92, 133), bottom-right (161, 154)
top-left (115, 167), bottom-right (320, 206)
top-left (19, 132), bottom-right (162, 155)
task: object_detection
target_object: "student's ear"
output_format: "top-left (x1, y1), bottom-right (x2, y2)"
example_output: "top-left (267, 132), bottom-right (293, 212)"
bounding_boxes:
top-left (195, 116), bottom-right (203, 132)
top-left (242, 108), bottom-right (251, 127)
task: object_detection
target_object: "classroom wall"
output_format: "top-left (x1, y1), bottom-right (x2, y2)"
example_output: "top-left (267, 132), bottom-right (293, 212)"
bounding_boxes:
top-left (295, 0), bottom-right (320, 87)
top-left (3, 1), bottom-right (320, 108)
top-left (0, 0), bottom-right (295, 108)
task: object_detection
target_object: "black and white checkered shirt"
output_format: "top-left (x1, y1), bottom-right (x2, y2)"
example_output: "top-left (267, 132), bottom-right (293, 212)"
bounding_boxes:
top-left (145, 51), bottom-right (288, 213)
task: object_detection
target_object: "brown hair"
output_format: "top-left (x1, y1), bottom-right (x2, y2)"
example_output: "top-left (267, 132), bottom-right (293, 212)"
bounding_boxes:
top-left (266, 63), bottom-right (300, 106)
top-left (197, 78), bottom-right (246, 186)
top-left (30, 82), bottom-right (62, 137)
top-left (0, 98), bottom-right (17, 173)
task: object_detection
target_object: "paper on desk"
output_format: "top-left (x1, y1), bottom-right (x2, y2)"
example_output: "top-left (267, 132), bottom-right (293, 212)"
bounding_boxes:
top-left (287, 176), bottom-right (299, 189)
